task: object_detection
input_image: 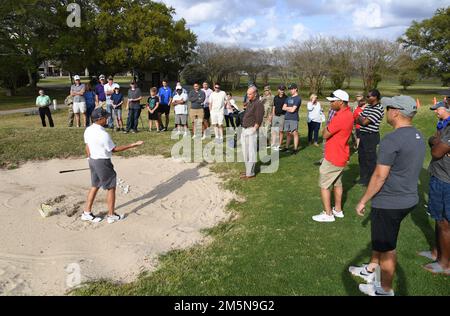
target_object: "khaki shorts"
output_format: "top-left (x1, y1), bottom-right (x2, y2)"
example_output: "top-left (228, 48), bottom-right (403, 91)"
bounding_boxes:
top-left (319, 159), bottom-right (344, 189)
top-left (190, 108), bottom-right (204, 122)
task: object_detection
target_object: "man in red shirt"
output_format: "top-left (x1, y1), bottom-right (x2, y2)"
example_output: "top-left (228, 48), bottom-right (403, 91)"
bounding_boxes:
top-left (313, 89), bottom-right (354, 223)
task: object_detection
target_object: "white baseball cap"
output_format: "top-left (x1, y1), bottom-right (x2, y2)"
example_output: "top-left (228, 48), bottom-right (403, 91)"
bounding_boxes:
top-left (327, 89), bottom-right (349, 102)
top-left (176, 84), bottom-right (183, 91)
top-left (73, 75), bottom-right (81, 81)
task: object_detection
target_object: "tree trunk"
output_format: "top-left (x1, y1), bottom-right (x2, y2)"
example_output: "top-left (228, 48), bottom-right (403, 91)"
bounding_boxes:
top-left (27, 69), bottom-right (36, 88)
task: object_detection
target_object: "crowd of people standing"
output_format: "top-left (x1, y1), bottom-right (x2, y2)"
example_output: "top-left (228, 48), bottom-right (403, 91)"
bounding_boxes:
top-left (35, 75), bottom-right (450, 295)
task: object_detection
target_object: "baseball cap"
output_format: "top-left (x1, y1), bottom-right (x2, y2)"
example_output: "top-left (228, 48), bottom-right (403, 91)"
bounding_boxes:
top-left (114, 85), bottom-right (120, 90)
top-left (176, 84), bottom-right (183, 90)
top-left (73, 75), bottom-right (80, 81)
top-left (264, 85), bottom-right (271, 91)
top-left (91, 107), bottom-right (110, 122)
top-left (381, 95), bottom-right (417, 117)
top-left (108, 75), bottom-right (114, 81)
top-left (278, 84), bottom-right (286, 91)
top-left (327, 89), bottom-right (349, 102)
top-left (99, 74), bottom-right (105, 80)
top-left (430, 101), bottom-right (449, 111)
top-left (356, 92), bottom-right (364, 97)
top-left (288, 83), bottom-right (298, 90)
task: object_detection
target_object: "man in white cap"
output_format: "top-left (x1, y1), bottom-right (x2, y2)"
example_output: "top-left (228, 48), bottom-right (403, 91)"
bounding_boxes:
top-left (70, 75), bottom-right (87, 127)
top-left (313, 89), bottom-right (354, 223)
top-left (354, 95), bottom-right (425, 296)
top-left (95, 74), bottom-right (107, 109)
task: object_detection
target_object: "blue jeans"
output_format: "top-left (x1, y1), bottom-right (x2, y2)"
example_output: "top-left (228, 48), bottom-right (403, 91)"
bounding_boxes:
top-left (308, 121), bottom-right (321, 143)
top-left (106, 103), bottom-right (114, 128)
top-left (86, 103), bottom-right (95, 126)
top-left (126, 108), bottom-right (141, 132)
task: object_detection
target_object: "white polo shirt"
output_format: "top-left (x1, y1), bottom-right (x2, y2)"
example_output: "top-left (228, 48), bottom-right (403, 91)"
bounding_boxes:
top-left (84, 123), bottom-right (116, 159)
top-left (104, 83), bottom-right (120, 105)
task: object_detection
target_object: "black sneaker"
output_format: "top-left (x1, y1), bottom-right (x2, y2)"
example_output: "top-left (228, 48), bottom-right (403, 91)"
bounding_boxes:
top-left (280, 147), bottom-right (289, 152)
top-left (123, 130), bottom-right (129, 134)
top-left (292, 149), bottom-right (299, 155)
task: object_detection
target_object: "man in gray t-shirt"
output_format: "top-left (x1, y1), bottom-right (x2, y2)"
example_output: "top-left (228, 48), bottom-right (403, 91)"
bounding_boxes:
top-left (354, 96), bottom-right (425, 297)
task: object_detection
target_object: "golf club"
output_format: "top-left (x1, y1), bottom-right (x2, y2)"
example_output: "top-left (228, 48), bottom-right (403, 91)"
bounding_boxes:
top-left (59, 168), bottom-right (90, 174)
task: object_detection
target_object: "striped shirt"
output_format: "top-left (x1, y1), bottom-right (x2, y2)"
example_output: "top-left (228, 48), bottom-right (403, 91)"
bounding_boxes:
top-left (360, 103), bottom-right (384, 133)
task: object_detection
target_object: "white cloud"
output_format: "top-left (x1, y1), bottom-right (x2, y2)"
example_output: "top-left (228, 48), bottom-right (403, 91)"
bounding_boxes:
top-left (353, 3), bottom-right (383, 28)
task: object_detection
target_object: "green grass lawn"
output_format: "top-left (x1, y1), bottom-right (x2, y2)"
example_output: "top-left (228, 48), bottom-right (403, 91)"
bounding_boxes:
top-left (0, 82), bottom-right (448, 296)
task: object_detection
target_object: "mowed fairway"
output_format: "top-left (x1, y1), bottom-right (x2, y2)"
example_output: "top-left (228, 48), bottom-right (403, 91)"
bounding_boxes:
top-left (0, 79), bottom-right (449, 296)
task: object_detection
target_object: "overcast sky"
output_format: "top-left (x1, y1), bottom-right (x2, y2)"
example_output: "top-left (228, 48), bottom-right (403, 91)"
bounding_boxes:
top-left (159, 0), bottom-right (448, 48)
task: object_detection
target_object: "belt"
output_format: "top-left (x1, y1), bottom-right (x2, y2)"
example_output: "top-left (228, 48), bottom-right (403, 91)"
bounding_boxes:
top-left (360, 131), bottom-right (380, 134)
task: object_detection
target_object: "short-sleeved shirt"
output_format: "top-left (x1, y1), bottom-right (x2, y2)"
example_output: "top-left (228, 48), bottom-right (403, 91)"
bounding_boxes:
top-left (273, 95), bottom-right (287, 116)
top-left (95, 84), bottom-right (106, 102)
top-left (324, 107), bottom-right (354, 167)
top-left (84, 91), bottom-right (96, 107)
top-left (429, 125), bottom-right (450, 184)
top-left (84, 123), bottom-right (116, 160)
top-left (36, 95), bottom-right (51, 107)
top-left (111, 93), bottom-right (123, 108)
top-left (284, 95), bottom-right (301, 121)
top-left (147, 96), bottom-right (160, 110)
top-left (202, 88), bottom-right (213, 108)
top-left (158, 87), bottom-right (173, 105)
top-left (128, 88), bottom-right (142, 110)
top-left (71, 84), bottom-right (86, 103)
top-left (372, 127), bottom-right (426, 209)
top-left (104, 83), bottom-right (120, 105)
top-left (353, 106), bottom-right (364, 129)
top-left (360, 103), bottom-right (384, 133)
top-left (173, 93), bottom-right (188, 115)
top-left (210, 91), bottom-right (227, 113)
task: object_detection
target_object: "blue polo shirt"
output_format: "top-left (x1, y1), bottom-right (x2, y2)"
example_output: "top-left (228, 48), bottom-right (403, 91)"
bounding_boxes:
top-left (158, 87), bottom-right (172, 105)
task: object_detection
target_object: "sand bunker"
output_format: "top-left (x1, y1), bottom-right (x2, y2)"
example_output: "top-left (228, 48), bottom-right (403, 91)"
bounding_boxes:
top-left (0, 156), bottom-right (235, 295)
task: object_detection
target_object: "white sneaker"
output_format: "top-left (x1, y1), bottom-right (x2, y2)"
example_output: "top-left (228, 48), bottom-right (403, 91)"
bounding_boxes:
top-left (175, 131), bottom-right (181, 136)
top-left (312, 212), bottom-right (335, 223)
top-left (107, 214), bottom-right (124, 224)
top-left (332, 207), bottom-right (345, 218)
top-left (183, 132), bottom-right (188, 137)
top-left (272, 146), bottom-right (280, 151)
top-left (81, 212), bottom-right (102, 223)
top-left (349, 264), bottom-right (376, 283)
top-left (359, 284), bottom-right (394, 296)
top-left (201, 135), bottom-right (207, 140)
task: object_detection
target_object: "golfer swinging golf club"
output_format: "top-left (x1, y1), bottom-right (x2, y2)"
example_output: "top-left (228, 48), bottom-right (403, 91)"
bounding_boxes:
top-left (82, 107), bottom-right (144, 224)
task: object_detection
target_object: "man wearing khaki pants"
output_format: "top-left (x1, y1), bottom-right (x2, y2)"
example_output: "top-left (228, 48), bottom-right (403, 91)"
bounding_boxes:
top-left (188, 83), bottom-right (206, 139)
top-left (240, 86), bottom-right (264, 180)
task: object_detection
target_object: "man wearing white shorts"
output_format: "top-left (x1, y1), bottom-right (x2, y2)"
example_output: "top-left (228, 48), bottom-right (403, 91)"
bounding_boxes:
top-left (71, 75), bottom-right (87, 127)
top-left (209, 83), bottom-right (227, 141)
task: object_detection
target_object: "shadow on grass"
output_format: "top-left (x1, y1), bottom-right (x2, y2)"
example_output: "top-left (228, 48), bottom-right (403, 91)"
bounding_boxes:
top-left (341, 163), bottom-right (360, 208)
top-left (116, 164), bottom-right (208, 216)
top-left (410, 168), bottom-right (435, 250)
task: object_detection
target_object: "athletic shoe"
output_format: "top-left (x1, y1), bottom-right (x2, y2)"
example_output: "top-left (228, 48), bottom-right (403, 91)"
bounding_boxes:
top-left (349, 264), bottom-right (376, 283)
top-left (107, 213), bottom-right (124, 224)
top-left (280, 147), bottom-right (289, 152)
top-left (174, 131), bottom-right (181, 136)
top-left (123, 130), bottom-right (129, 134)
top-left (201, 135), bottom-right (207, 140)
top-left (312, 212), bottom-right (335, 223)
top-left (292, 149), bottom-right (299, 155)
top-left (359, 284), bottom-right (394, 296)
top-left (183, 132), bottom-right (188, 137)
top-left (272, 146), bottom-right (280, 151)
top-left (81, 212), bottom-right (102, 223)
top-left (332, 207), bottom-right (345, 218)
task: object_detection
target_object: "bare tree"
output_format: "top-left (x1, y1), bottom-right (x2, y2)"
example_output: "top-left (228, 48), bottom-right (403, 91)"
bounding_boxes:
top-left (353, 39), bottom-right (398, 92)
